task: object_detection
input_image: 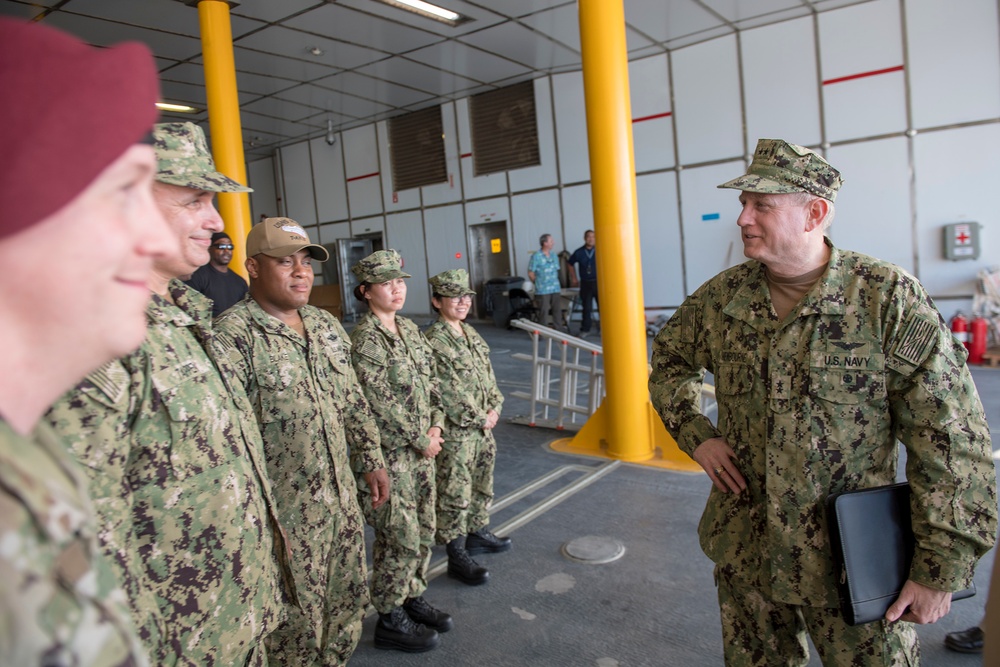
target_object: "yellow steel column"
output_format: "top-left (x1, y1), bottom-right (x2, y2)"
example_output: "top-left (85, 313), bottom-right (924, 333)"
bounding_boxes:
top-left (550, 0), bottom-right (698, 471)
top-left (198, 0), bottom-right (251, 279)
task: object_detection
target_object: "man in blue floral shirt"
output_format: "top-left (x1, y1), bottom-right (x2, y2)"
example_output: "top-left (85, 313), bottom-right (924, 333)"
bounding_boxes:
top-left (527, 233), bottom-right (566, 329)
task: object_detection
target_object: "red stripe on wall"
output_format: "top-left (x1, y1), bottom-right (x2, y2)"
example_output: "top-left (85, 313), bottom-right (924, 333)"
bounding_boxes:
top-left (346, 171), bottom-right (380, 182)
top-left (632, 111), bottom-right (672, 123)
top-left (822, 65), bottom-right (904, 86)
top-left (460, 152), bottom-right (472, 159)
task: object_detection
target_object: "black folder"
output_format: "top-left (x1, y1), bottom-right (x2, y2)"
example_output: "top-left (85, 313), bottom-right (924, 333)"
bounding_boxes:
top-left (826, 482), bottom-right (975, 626)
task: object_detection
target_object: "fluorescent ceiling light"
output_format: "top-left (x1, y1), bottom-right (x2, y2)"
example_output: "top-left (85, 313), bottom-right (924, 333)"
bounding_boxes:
top-left (371, 0), bottom-right (470, 26)
top-left (156, 102), bottom-right (199, 114)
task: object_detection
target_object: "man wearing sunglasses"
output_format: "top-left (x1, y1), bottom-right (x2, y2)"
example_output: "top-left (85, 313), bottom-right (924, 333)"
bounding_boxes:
top-left (185, 231), bottom-right (248, 317)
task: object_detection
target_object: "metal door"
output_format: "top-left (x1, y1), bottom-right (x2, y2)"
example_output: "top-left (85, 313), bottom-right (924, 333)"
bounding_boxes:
top-left (336, 238), bottom-right (374, 321)
top-left (468, 220), bottom-right (511, 318)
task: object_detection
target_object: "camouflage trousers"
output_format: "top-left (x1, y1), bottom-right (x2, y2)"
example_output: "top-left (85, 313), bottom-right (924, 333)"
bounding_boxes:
top-left (717, 567), bottom-right (919, 666)
top-left (435, 428), bottom-right (496, 543)
top-left (359, 447), bottom-right (436, 613)
top-left (265, 487), bottom-right (369, 667)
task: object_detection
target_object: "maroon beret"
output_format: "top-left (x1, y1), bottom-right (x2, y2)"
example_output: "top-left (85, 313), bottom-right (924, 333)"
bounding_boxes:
top-left (0, 18), bottom-right (160, 239)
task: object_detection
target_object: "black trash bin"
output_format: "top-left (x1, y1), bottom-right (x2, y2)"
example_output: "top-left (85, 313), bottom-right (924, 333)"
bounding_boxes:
top-left (485, 276), bottom-right (528, 328)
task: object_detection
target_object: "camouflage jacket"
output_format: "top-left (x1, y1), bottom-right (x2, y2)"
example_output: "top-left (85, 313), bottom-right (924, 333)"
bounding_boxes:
top-left (0, 418), bottom-right (148, 666)
top-left (212, 298), bottom-right (384, 572)
top-left (650, 239), bottom-right (997, 607)
top-left (46, 281), bottom-right (289, 665)
top-left (423, 320), bottom-right (503, 438)
top-left (350, 312), bottom-right (444, 457)
top-left (46, 361), bottom-right (166, 649)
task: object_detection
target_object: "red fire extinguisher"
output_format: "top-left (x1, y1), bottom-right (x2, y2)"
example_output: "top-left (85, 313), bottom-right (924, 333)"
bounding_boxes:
top-left (951, 312), bottom-right (970, 351)
top-left (969, 316), bottom-right (988, 364)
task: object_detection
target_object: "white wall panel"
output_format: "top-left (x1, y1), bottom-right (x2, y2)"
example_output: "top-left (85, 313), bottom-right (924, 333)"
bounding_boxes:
top-left (511, 190), bottom-right (563, 278)
top-left (279, 141), bottom-right (317, 227)
top-left (351, 216), bottom-right (385, 238)
top-left (509, 78), bottom-right (560, 192)
top-left (679, 161), bottom-right (746, 292)
top-left (423, 205), bottom-right (469, 287)
top-left (552, 72), bottom-right (591, 185)
top-left (247, 157), bottom-right (278, 221)
top-left (630, 54), bottom-right (675, 172)
top-left (913, 124), bottom-right (1000, 298)
top-left (561, 184), bottom-right (594, 252)
top-left (741, 17), bottom-right (821, 149)
top-left (455, 97), bottom-right (509, 200)
top-left (825, 138), bottom-right (913, 272)
top-left (906, 0), bottom-right (1000, 129)
top-left (421, 102), bottom-right (463, 207)
top-left (344, 124), bottom-right (386, 219)
top-left (672, 35), bottom-right (743, 164)
top-left (317, 221), bottom-right (350, 246)
top-left (637, 172), bottom-right (685, 308)
top-left (385, 210), bottom-right (430, 315)
top-left (309, 136), bottom-right (349, 223)
top-left (819, 0), bottom-right (905, 142)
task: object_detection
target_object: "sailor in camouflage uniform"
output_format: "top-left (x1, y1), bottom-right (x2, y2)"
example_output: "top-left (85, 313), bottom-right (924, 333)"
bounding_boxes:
top-left (0, 18), bottom-right (176, 666)
top-left (212, 219), bottom-right (390, 666)
top-left (350, 250), bottom-right (452, 653)
top-left (649, 139), bottom-right (997, 666)
top-left (425, 269), bottom-right (511, 586)
top-left (48, 122), bottom-right (292, 666)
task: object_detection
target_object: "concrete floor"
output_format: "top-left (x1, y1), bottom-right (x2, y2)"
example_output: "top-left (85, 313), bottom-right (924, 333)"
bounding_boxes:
top-left (347, 321), bottom-right (999, 666)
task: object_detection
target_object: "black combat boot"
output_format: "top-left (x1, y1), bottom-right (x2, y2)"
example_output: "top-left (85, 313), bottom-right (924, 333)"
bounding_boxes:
top-left (374, 606), bottom-right (439, 652)
top-left (403, 595), bottom-right (454, 632)
top-left (466, 528), bottom-right (512, 555)
top-left (447, 536), bottom-right (490, 585)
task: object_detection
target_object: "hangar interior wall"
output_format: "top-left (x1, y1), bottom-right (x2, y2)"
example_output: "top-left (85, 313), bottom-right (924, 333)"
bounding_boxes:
top-left (249, 0), bottom-right (1000, 319)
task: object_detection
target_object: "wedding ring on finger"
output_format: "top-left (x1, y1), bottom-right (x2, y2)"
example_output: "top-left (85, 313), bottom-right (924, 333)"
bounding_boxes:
top-left (714, 466), bottom-right (725, 476)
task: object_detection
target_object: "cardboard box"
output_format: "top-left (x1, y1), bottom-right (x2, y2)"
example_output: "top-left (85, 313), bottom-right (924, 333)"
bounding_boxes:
top-left (309, 283), bottom-right (343, 320)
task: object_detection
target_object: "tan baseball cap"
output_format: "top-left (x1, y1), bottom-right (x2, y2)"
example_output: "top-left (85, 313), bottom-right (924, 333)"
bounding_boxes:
top-left (246, 217), bottom-right (329, 261)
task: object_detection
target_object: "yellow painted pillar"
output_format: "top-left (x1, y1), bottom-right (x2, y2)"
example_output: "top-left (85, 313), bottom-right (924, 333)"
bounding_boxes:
top-left (550, 0), bottom-right (698, 471)
top-left (198, 0), bottom-right (251, 279)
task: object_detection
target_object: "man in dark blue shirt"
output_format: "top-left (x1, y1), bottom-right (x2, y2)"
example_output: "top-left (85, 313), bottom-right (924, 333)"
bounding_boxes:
top-left (185, 231), bottom-right (249, 317)
top-left (567, 229), bottom-right (597, 337)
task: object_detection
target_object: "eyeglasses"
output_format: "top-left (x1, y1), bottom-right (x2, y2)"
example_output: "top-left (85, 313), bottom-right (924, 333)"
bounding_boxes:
top-left (212, 244), bottom-right (234, 250)
top-left (446, 294), bottom-right (473, 304)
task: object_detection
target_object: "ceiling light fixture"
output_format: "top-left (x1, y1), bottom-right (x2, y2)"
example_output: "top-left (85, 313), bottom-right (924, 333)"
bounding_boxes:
top-left (156, 102), bottom-right (199, 114)
top-left (371, 0), bottom-right (470, 27)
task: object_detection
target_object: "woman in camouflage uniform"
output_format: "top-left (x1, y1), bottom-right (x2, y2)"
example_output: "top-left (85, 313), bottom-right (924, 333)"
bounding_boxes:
top-left (348, 250), bottom-right (450, 653)
top-left (425, 269), bottom-right (511, 587)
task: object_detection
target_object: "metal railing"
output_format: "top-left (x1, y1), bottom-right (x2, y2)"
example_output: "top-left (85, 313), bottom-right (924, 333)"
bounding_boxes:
top-left (508, 319), bottom-right (604, 430)
top-left (507, 318), bottom-right (718, 431)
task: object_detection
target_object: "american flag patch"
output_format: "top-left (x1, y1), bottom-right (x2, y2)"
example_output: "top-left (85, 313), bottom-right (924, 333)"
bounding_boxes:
top-left (89, 360), bottom-right (128, 404)
top-left (358, 339), bottom-right (387, 364)
top-left (892, 316), bottom-right (936, 367)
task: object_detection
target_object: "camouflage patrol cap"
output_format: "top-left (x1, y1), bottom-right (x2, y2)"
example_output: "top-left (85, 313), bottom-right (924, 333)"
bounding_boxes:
top-left (718, 139), bottom-right (844, 202)
top-left (351, 249), bottom-right (411, 283)
top-left (153, 122), bottom-right (252, 193)
top-left (246, 217), bottom-right (329, 261)
top-left (429, 269), bottom-right (476, 297)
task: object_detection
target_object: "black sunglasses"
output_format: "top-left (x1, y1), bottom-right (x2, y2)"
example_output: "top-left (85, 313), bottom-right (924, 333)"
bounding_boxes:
top-left (212, 243), bottom-right (234, 250)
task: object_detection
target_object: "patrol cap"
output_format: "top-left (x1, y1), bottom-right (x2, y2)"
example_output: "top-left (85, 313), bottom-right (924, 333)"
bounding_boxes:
top-left (246, 217), bottom-right (329, 261)
top-left (718, 139), bottom-right (844, 202)
top-left (153, 122), bottom-right (252, 193)
top-left (0, 18), bottom-right (159, 240)
top-left (429, 269), bottom-right (476, 297)
top-left (351, 249), bottom-right (411, 283)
